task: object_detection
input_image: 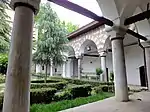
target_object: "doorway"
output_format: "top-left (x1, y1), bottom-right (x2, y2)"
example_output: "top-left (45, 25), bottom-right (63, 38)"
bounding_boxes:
top-left (139, 66), bottom-right (146, 87)
top-left (106, 68), bottom-right (109, 82)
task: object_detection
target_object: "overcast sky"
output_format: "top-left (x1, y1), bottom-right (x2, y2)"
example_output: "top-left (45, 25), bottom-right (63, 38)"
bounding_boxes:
top-left (8, 0), bottom-right (102, 27)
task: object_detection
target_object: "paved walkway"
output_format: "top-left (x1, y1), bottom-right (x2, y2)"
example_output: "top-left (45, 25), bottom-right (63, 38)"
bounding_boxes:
top-left (60, 91), bottom-right (150, 112)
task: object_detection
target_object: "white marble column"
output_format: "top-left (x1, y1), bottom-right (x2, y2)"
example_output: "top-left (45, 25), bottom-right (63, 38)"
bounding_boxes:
top-left (100, 52), bottom-right (107, 82)
top-left (77, 56), bottom-right (83, 79)
top-left (111, 36), bottom-right (128, 102)
top-left (62, 62), bottom-right (66, 78)
top-left (73, 58), bottom-right (78, 77)
top-left (78, 58), bottom-right (81, 79)
top-left (50, 60), bottom-right (53, 76)
top-left (67, 58), bottom-right (74, 78)
top-left (144, 45), bottom-right (150, 90)
top-left (3, 1), bottom-right (40, 112)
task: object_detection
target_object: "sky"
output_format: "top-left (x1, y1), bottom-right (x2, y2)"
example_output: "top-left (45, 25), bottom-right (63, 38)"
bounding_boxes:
top-left (49, 0), bottom-right (102, 27)
top-left (8, 0), bottom-right (102, 27)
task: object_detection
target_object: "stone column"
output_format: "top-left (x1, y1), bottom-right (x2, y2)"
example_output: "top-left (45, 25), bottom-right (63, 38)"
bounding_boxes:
top-left (77, 56), bottom-right (83, 79)
top-left (144, 45), bottom-right (150, 90)
top-left (66, 58), bottom-right (74, 78)
top-left (2, 1), bottom-right (40, 112)
top-left (73, 58), bottom-right (78, 77)
top-left (100, 52), bottom-right (107, 82)
top-left (111, 36), bottom-right (128, 102)
top-left (50, 60), bottom-right (53, 76)
top-left (62, 62), bottom-right (66, 78)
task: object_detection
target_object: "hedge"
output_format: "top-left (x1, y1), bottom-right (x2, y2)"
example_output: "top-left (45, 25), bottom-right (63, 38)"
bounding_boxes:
top-left (31, 79), bottom-right (60, 83)
top-left (51, 77), bottom-right (113, 87)
top-left (54, 91), bottom-right (72, 101)
top-left (31, 81), bottom-right (67, 90)
top-left (67, 84), bottom-right (92, 98)
top-left (54, 84), bottom-right (92, 101)
top-left (0, 88), bottom-right (57, 109)
top-left (30, 88), bottom-right (56, 104)
top-left (31, 92), bottom-right (114, 112)
top-left (92, 85), bottom-right (114, 94)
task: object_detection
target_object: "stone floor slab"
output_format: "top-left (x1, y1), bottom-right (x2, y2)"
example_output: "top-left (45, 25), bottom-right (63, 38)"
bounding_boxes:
top-left (60, 91), bottom-right (150, 112)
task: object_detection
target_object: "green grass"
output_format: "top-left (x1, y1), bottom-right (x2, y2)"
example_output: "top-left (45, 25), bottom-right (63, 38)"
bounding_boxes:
top-left (30, 92), bottom-right (113, 112)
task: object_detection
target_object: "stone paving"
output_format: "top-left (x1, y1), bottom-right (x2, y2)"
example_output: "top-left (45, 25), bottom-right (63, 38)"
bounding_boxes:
top-left (60, 91), bottom-right (150, 112)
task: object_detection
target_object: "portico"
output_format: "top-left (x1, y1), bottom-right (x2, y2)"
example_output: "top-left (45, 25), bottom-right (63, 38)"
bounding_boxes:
top-left (3, 0), bottom-right (150, 111)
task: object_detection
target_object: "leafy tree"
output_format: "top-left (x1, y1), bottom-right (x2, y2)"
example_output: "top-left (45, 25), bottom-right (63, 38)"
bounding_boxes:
top-left (61, 21), bottom-right (79, 34)
top-left (33, 3), bottom-right (68, 82)
top-left (0, 3), bottom-right (10, 53)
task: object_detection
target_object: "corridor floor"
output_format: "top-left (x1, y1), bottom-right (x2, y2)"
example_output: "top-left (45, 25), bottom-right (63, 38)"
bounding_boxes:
top-left (60, 91), bottom-right (150, 112)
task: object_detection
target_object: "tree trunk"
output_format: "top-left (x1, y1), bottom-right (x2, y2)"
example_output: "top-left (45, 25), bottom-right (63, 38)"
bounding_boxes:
top-left (44, 64), bottom-right (48, 83)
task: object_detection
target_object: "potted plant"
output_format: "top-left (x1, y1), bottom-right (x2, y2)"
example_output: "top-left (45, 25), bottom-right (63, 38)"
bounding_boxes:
top-left (109, 71), bottom-right (114, 92)
top-left (110, 71), bottom-right (114, 82)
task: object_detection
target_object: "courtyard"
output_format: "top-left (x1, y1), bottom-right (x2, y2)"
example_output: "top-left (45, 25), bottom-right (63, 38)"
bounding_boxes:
top-left (61, 91), bottom-right (150, 112)
top-left (1, 0), bottom-right (150, 112)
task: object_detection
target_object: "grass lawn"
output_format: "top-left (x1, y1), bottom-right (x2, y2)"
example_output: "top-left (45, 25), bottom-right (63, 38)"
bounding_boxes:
top-left (30, 92), bottom-right (114, 112)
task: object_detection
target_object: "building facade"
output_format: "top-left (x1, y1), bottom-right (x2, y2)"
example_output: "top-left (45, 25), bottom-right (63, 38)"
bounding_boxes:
top-left (37, 20), bottom-right (147, 87)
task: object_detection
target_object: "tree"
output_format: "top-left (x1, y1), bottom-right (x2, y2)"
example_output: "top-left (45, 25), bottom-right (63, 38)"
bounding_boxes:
top-left (33, 3), bottom-right (68, 82)
top-left (61, 21), bottom-right (79, 34)
top-left (0, 3), bottom-right (10, 53)
top-left (96, 68), bottom-right (103, 81)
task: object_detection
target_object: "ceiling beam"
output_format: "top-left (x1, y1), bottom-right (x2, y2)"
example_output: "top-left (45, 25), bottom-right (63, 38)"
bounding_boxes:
top-left (124, 10), bottom-right (150, 26)
top-left (48, 0), bottom-right (113, 26)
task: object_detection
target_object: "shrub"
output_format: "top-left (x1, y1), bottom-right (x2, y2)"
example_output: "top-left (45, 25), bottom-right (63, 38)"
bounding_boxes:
top-left (30, 88), bottom-right (56, 104)
top-left (51, 77), bottom-right (113, 87)
top-left (67, 84), bottom-right (92, 98)
top-left (31, 81), bottom-right (67, 90)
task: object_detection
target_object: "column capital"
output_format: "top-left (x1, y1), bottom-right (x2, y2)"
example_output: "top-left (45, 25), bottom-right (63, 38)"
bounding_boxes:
top-left (76, 54), bottom-right (84, 59)
top-left (10, 0), bottom-right (41, 14)
top-left (100, 51), bottom-right (107, 57)
top-left (111, 36), bottom-right (124, 41)
top-left (76, 56), bottom-right (82, 59)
